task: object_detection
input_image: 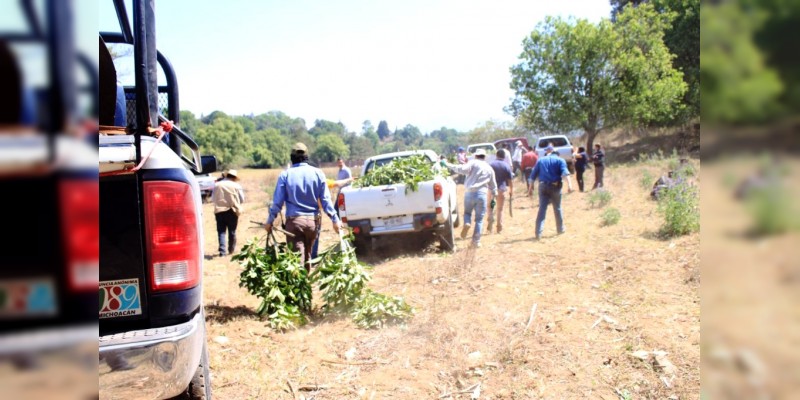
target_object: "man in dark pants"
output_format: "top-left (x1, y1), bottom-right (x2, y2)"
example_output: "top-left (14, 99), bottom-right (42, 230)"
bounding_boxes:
top-left (212, 169), bottom-right (245, 257)
top-left (574, 146), bottom-right (589, 192)
top-left (529, 144), bottom-right (573, 240)
top-left (592, 143), bottom-right (606, 189)
top-left (265, 143), bottom-right (341, 271)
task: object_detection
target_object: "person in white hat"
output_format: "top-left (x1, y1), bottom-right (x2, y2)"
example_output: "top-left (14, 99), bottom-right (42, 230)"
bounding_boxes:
top-left (443, 148), bottom-right (498, 248)
top-left (211, 169), bottom-right (245, 257)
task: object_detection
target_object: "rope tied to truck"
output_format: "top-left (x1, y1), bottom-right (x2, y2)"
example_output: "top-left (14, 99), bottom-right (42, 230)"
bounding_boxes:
top-left (99, 120), bottom-right (174, 177)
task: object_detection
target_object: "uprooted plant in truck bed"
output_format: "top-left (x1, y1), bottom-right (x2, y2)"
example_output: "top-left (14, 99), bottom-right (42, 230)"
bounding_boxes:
top-left (235, 234), bottom-right (413, 330)
top-left (352, 154), bottom-right (444, 193)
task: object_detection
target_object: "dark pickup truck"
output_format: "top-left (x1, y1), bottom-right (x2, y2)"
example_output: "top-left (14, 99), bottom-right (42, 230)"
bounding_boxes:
top-left (99, 1), bottom-right (213, 398)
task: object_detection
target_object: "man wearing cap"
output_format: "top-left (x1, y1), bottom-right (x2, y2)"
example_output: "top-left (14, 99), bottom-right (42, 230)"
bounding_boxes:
top-left (528, 143), bottom-right (573, 240)
top-left (212, 169), bottom-right (245, 257)
top-left (444, 148), bottom-right (498, 248)
top-left (265, 142), bottom-right (342, 270)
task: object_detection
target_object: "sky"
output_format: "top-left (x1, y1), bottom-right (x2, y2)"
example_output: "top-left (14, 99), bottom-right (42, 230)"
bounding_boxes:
top-left (100, 0), bottom-right (610, 134)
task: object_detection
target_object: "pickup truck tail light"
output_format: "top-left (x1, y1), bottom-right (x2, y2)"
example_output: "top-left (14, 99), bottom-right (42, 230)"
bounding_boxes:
top-left (59, 179), bottom-right (100, 292)
top-left (337, 193), bottom-right (347, 223)
top-left (143, 181), bottom-right (200, 292)
top-left (433, 183), bottom-right (443, 214)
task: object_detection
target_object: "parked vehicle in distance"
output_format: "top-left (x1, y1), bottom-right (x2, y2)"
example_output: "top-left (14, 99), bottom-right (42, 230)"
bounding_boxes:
top-left (494, 137), bottom-right (531, 152)
top-left (534, 135), bottom-right (574, 162)
top-left (196, 173), bottom-right (216, 203)
top-left (338, 150), bottom-right (459, 253)
top-left (466, 142), bottom-right (497, 163)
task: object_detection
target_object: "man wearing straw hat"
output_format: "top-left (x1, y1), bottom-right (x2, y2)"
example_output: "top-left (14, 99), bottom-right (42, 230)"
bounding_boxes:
top-left (212, 169), bottom-right (245, 257)
top-left (265, 142), bottom-right (342, 271)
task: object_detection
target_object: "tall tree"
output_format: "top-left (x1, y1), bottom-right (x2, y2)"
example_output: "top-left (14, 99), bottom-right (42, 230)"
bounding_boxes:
top-left (376, 120), bottom-right (391, 140)
top-left (394, 124), bottom-right (422, 146)
top-left (309, 119), bottom-right (346, 138)
top-left (361, 120), bottom-right (375, 136)
top-left (249, 128), bottom-right (290, 168)
top-left (508, 4), bottom-right (686, 152)
top-left (314, 134), bottom-right (350, 163)
top-left (612, 0), bottom-right (700, 122)
top-left (700, 2), bottom-right (782, 123)
top-left (195, 115), bottom-right (252, 168)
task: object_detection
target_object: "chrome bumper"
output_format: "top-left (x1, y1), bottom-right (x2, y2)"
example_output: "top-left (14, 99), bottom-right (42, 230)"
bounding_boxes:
top-left (99, 313), bottom-right (204, 400)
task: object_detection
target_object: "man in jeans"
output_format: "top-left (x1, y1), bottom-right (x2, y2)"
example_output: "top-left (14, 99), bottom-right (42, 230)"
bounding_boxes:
top-left (529, 144), bottom-right (573, 240)
top-left (211, 169), bottom-right (245, 257)
top-left (488, 149), bottom-right (513, 234)
top-left (444, 148), bottom-right (498, 248)
top-left (265, 142), bottom-right (342, 271)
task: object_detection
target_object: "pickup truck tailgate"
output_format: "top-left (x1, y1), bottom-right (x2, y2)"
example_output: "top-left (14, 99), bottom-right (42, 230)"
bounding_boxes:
top-left (99, 173), bottom-right (151, 330)
top-left (342, 182), bottom-right (444, 235)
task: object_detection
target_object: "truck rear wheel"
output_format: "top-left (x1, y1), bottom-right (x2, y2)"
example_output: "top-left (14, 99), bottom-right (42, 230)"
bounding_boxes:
top-left (353, 235), bottom-right (371, 256)
top-left (439, 213), bottom-right (456, 252)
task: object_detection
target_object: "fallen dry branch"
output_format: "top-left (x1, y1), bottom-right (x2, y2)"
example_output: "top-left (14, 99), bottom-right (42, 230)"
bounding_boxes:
top-left (297, 384), bottom-right (330, 391)
top-left (439, 382), bottom-right (481, 398)
top-left (320, 358), bottom-right (390, 366)
top-left (286, 379), bottom-right (297, 399)
top-left (523, 303), bottom-right (538, 333)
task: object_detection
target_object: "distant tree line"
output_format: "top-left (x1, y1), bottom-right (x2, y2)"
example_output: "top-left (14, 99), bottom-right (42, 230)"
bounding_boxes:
top-left (180, 110), bottom-right (528, 169)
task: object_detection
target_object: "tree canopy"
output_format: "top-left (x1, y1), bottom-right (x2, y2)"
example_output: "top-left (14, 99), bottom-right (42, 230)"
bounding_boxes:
top-left (508, 4), bottom-right (686, 151)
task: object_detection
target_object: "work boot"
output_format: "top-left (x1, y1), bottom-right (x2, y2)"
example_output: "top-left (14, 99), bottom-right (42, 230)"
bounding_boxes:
top-left (460, 223), bottom-right (470, 239)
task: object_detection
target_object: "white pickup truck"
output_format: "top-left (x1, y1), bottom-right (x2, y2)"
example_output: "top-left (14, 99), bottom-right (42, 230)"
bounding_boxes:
top-left (337, 150), bottom-right (459, 252)
top-left (467, 142), bottom-right (497, 163)
top-left (535, 135), bottom-right (574, 162)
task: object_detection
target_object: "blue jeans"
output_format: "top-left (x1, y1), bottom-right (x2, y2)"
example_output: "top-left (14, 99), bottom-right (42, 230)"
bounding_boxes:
top-left (463, 191), bottom-right (488, 244)
top-left (536, 183), bottom-right (564, 238)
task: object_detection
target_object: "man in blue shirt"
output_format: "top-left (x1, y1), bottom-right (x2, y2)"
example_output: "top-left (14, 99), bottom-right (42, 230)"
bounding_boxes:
top-left (265, 142), bottom-right (342, 270)
top-left (529, 144), bottom-right (573, 239)
top-left (488, 150), bottom-right (514, 234)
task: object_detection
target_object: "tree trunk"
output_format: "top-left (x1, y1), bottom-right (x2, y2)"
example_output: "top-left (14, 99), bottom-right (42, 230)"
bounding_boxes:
top-left (585, 128), bottom-right (598, 156)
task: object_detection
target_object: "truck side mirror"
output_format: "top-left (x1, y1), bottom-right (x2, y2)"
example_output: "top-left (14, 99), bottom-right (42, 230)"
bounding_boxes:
top-left (200, 155), bottom-right (218, 174)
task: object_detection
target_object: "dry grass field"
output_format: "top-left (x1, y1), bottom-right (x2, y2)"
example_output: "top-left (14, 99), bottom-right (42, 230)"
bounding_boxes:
top-left (199, 155), bottom-right (700, 399)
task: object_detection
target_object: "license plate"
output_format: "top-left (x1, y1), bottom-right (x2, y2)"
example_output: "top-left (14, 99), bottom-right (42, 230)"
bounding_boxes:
top-left (383, 216), bottom-right (404, 227)
top-left (0, 278), bottom-right (57, 318)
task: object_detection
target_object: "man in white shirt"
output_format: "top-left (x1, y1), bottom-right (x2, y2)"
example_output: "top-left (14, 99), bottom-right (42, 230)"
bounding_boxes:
top-left (511, 140), bottom-right (524, 177)
top-left (444, 149), bottom-right (498, 248)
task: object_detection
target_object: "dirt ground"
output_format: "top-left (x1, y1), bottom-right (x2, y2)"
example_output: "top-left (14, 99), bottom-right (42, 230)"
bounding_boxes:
top-left (200, 158), bottom-right (700, 399)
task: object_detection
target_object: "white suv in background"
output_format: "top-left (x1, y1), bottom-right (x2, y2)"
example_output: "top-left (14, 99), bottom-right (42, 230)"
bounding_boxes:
top-left (535, 135), bottom-right (574, 162)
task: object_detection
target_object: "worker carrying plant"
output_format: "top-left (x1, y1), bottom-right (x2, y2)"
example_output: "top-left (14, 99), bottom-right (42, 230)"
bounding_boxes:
top-left (264, 142), bottom-right (342, 271)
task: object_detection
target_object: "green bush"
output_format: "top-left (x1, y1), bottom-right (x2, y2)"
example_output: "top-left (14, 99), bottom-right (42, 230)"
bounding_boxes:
top-left (746, 185), bottom-right (799, 236)
top-left (588, 189), bottom-right (613, 208)
top-left (658, 184), bottom-right (699, 237)
top-left (601, 207), bottom-right (621, 226)
top-left (640, 170), bottom-right (655, 191)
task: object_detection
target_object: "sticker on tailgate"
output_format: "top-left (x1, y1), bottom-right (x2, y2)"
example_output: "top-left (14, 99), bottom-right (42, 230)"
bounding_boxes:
top-left (99, 278), bottom-right (142, 318)
top-left (0, 279), bottom-right (57, 318)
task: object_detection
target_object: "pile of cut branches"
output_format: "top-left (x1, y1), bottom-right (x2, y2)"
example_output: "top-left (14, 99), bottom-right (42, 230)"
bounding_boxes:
top-left (234, 233), bottom-right (413, 330)
top-left (353, 154), bottom-right (444, 193)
